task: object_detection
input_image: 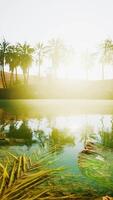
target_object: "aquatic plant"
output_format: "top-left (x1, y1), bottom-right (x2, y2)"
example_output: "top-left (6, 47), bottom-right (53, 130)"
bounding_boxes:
top-left (99, 130), bottom-right (113, 148)
top-left (99, 117), bottom-right (113, 148)
top-left (80, 124), bottom-right (96, 147)
top-left (78, 143), bottom-right (113, 194)
top-left (0, 152), bottom-right (65, 200)
top-left (0, 150), bottom-right (100, 200)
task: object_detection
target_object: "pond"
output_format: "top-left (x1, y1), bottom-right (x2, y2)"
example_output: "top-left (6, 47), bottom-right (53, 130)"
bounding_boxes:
top-left (0, 100), bottom-right (113, 198)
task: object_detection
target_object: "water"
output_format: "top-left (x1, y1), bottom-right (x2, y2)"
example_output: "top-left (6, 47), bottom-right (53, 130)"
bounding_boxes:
top-left (0, 100), bottom-right (113, 197)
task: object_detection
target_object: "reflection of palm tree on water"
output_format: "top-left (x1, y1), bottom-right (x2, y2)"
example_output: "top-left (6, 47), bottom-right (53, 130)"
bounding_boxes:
top-left (0, 120), bottom-right (32, 145)
top-left (35, 127), bottom-right (75, 153)
top-left (0, 118), bottom-right (75, 152)
top-left (48, 128), bottom-right (75, 153)
top-left (34, 129), bottom-right (48, 148)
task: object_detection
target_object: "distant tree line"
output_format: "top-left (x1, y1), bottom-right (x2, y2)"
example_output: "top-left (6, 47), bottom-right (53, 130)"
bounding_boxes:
top-left (0, 38), bottom-right (113, 88)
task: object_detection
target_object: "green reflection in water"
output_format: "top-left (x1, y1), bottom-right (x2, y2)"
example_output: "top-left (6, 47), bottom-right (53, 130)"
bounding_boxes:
top-left (0, 100), bottom-right (113, 197)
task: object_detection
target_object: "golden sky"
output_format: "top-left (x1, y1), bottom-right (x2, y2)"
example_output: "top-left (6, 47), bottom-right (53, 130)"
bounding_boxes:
top-left (1, 0), bottom-right (113, 79)
top-left (0, 0), bottom-right (113, 52)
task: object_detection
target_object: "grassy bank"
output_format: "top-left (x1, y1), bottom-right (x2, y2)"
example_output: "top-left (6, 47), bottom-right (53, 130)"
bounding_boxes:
top-left (0, 79), bottom-right (113, 99)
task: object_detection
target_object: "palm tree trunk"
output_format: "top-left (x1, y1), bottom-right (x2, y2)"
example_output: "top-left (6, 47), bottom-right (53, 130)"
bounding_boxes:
top-left (27, 68), bottom-right (29, 84)
top-left (0, 71), bottom-right (5, 88)
top-left (2, 57), bottom-right (7, 88)
top-left (15, 67), bottom-right (18, 82)
top-left (2, 67), bottom-right (7, 88)
top-left (10, 70), bottom-right (14, 86)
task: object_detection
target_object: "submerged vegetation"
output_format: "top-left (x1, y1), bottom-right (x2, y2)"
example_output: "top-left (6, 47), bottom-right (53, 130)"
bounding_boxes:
top-left (1, 105), bottom-right (113, 198)
top-left (0, 150), bottom-right (95, 199)
top-left (0, 152), bottom-right (70, 200)
top-left (0, 146), bottom-right (113, 199)
top-left (78, 143), bottom-right (113, 197)
top-left (0, 150), bottom-right (109, 200)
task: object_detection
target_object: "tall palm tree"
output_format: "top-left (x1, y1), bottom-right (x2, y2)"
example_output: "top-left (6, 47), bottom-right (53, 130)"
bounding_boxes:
top-left (18, 43), bottom-right (34, 84)
top-left (48, 39), bottom-right (66, 78)
top-left (81, 52), bottom-right (96, 80)
top-left (6, 44), bottom-right (20, 86)
top-left (100, 39), bottom-right (113, 80)
top-left (35, 42), bottom-right (49, 78)
top-left (0, 39), bottom-right (9, 88)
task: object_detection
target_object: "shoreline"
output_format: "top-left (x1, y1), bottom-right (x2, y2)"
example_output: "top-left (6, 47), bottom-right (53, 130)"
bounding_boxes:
top-left (0, 79), bottom-right (113, 99)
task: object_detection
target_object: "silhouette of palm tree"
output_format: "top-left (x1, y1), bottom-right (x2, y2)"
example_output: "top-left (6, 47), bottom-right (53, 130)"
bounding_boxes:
top-left (6, 45), bottom-right (20, 86)
top-left (100, 39), bottom-right (113, 80)
top-left (48, 39), bottom-right (66, 78)
top-left (81, 52), bottom-right (96, 80)
top-left (0, 38), bottom-right (9, 88)
top-left (35, 42), bottom-right (49, 78)
top-left (17, 42), bottom-right (34, 84)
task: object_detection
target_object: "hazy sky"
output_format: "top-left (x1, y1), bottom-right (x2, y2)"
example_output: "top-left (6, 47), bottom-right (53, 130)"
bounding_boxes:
top-left (0, 0), bottom-right (113, 51)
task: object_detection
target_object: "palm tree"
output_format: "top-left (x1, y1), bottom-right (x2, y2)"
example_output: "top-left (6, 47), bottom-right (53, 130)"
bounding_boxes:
top-left (18, 43), bottom-right (34, 84)
top-left (0, 39), bottom-right (9, 88)
top-left (81, 52), bottom-right (96, 80)
top-left (48, 38), bottom-right (66, 78)
top-left (35, 42), bottom-right (49, 78)
top-left (100, 39), bottom-right (113, 80)
top-left (6, 44), bottom-right (20, 86)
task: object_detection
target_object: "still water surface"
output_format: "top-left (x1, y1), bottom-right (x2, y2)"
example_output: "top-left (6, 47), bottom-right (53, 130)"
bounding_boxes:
top-left (0, 100), bottom-right (113, 196)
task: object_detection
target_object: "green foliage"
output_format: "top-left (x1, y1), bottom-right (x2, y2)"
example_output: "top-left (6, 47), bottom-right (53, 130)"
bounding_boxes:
top-left (0, 152), bottom-right (99, 200)
top-left (34, 128), bottom-right (75, 153)
top-left (0, 39), bottom-right (9, 88)
top-left (100, 39), bottom-right (113, 80)
top-left (99, 130), bottom-right (113, 148)
top-left (6, 121), bottom-right (32, 143)
top-left (99, 117), bottom-right (113, 148)
top-left (78, 144), bottom-right (113, 193)
top-left (48, 128), bottom-right (75, 152)
top-left (0, 153), bottom-right (56, 199)
top-left (100, 39), bottom-right (113, 65)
